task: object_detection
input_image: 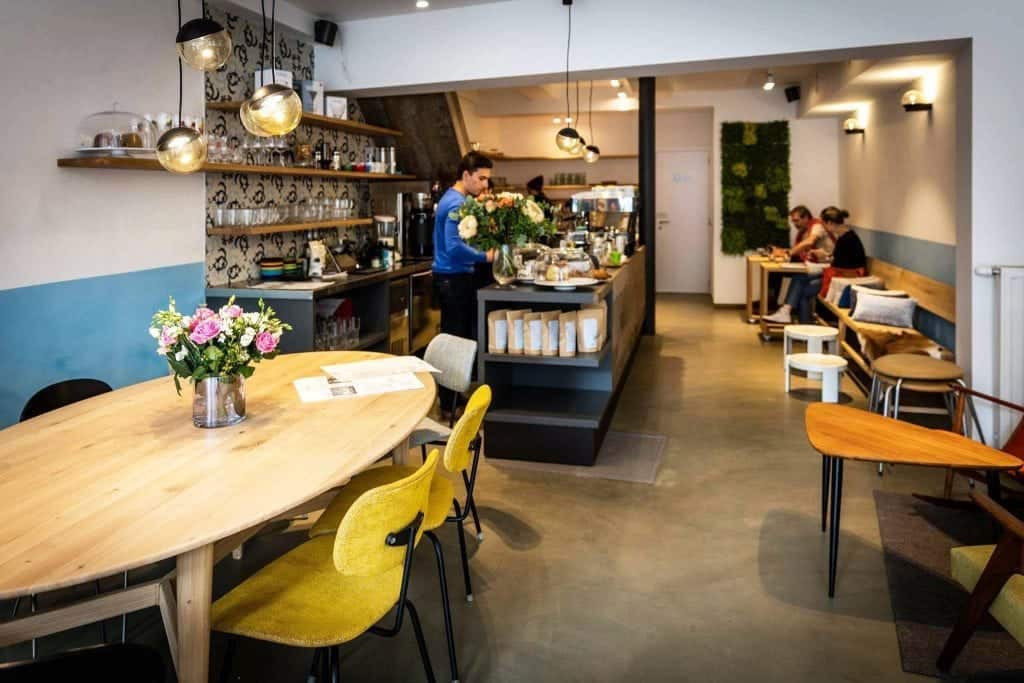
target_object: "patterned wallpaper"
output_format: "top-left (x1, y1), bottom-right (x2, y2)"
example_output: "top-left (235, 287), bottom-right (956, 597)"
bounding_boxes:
top-left (203, 3), bottom-right (377, 286)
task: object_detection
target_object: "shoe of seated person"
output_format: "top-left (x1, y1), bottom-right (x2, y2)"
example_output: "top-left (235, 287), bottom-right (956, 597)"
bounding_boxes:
top-left (763, 305), bottom-right (793, 324)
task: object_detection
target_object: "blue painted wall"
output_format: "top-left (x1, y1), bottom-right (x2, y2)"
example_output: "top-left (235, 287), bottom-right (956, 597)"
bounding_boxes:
top-left (856, 226), bottom-right (956, 350)
top-left (0, 263), bottom-right (204, 428)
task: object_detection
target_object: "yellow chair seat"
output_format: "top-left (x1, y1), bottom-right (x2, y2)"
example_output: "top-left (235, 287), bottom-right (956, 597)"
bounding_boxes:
top-left (212, 535), bottom-right (403, 647)
top-left (950, 544), bottom-right (1024, 645)
top-left (311, 466), bottom-right (454, 539)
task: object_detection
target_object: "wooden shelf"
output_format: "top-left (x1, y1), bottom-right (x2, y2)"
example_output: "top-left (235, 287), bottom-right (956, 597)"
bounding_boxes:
top-left (57, 157), bottom-right (416, 181)
top-left (486, 386), bottom-right (611, 429)
top-left (492, 154), bottom-right (637, 161)
top-left (206, 101), bottom-right (403, 138)
top-left (207, 217), bottom-right (373, 237)
top-left (545, 185), bottom-right (591, 191)
top-left (481, 342), bottom-right (609, 368)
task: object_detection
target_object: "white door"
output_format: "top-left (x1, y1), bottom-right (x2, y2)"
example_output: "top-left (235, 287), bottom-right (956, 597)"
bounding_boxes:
top-left (654, 149), bottom-right (711, 293)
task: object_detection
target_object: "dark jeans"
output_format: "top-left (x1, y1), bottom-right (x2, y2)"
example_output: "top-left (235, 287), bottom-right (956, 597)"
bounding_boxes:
top-left (785, 274), bottom-right (823, 324)
top-left (433, 272), bottom-right (478, 411)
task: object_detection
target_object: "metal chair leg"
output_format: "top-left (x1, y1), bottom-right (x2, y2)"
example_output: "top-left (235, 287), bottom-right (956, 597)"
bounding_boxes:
top-left (330, 645), bottom-right (341, 683)
top-left (406, 600), bottom-right (437, 683)
top-left (30, 594), bottom-right (38, 659)
top-left (121, 571), bottom-right (128, 643)
top-left (462, 471), bottom-right (484, 541)
top-left (219, 637), bottom-right (236, 683)
top-left (452, 501), bottom-right (473, 602)
top-left (426, 531), bottom-right (460, 683)
top-left (308, 648), bottom-right (322, 683)
top-left (868, 373), bottom-right (879, 413)
top-left (893, 379), bottom-right (904, 420)
top-left (93, 580), bottom-right (107, 643)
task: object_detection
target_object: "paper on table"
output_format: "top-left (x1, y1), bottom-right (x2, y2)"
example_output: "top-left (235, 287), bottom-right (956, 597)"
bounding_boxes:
top-left (321, 356), bottom-right (441, 382)
top-left (294, 372), bottom-right (425, 402)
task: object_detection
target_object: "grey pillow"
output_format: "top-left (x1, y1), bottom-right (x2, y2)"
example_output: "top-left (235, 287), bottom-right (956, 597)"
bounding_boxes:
top-left (851, 292), bottom-right (916, 328)
top-left (849, 285), bottom-right (907, 313)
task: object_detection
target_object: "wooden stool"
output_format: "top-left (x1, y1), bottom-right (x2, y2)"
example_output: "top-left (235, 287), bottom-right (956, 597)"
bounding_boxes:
top-left (785, 353), bottom-right (848, 403)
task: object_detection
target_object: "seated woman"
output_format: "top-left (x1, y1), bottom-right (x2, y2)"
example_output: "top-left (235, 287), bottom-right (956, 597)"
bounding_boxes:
top-left (764, 206), bottom-right (855, 324)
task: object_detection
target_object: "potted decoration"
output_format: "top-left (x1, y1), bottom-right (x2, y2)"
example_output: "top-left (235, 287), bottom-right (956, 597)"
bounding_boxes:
top-left (150, 297), bottom-right (290, 428)
top-left (453, 191), bottom-right (557, 286)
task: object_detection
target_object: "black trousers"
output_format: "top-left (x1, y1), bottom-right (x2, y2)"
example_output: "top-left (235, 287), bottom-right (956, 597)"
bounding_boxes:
top-left (434, 272), bottom-right (478, 411)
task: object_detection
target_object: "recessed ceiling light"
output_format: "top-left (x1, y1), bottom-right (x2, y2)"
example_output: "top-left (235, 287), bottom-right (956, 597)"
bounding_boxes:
top-left (610, 79), bottom-right (621, 88)
top-left (616, 91), bottom-right (627, 99)
top-left (416, 0), bottom-right (429, 8)
top-left (763, 72), bottom-right (775, 91)
top-left (552, 117), bottom-right (562, 124)
top-left (565, 116), bottom-right (573, 123)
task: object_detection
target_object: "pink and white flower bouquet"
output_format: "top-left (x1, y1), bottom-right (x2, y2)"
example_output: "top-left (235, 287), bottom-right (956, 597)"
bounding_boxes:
top-left (149, 297), bottom-right (291, 393)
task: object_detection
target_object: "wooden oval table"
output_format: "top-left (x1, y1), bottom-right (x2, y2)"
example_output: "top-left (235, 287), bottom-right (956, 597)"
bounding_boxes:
top-left (805, 403), bottom-right (1022, 598)
top-left (0, 351), bottom-right (435, 682)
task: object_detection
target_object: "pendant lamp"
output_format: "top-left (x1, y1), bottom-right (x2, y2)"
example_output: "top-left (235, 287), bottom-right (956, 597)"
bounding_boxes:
top-left (241, 0), bottom-right (302, 136)
top-left (158, 0), bottom-right (208, 173)
top-left (555, 1), bottom-right (581, 153)
top-left (583, 80), bottom-right (600, 163)
top-left (176, 1), bottom-right (231, 72)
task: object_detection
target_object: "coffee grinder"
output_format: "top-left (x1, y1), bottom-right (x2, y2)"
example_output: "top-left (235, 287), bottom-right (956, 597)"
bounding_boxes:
top-left (397, 192), bottom-right (435, 261)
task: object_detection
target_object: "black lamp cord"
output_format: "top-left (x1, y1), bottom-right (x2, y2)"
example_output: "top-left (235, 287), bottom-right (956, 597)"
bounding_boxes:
top-left (260, 0), bottom-right (266, 87)
top-left (176, 0), bottom-right (183, 125)
top-left (564, 2), bottom-right (572, 123)
top-left (588, 80), bottom-right (594, 145)
top-left (271, 0), bottom-right (277, 85)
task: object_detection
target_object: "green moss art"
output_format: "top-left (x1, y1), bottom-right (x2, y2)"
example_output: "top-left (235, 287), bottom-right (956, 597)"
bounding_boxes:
top-left (721, 121), bottom-right (791, 255)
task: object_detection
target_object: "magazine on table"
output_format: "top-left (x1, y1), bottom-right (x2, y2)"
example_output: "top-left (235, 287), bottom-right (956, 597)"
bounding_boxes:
top-left (294, 372), bottom-right (424, 402)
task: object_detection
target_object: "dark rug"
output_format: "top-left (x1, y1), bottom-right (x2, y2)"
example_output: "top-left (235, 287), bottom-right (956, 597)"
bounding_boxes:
top-left (874, 490), bottom-right (1024, 680)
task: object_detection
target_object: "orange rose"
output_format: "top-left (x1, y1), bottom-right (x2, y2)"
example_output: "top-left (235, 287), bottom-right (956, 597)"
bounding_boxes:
top-left (498, 197), bottom-right (514, 208)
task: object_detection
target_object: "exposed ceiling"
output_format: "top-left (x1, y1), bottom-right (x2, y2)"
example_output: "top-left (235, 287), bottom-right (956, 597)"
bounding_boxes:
top-left (287, 0), bottom-right (511, 22)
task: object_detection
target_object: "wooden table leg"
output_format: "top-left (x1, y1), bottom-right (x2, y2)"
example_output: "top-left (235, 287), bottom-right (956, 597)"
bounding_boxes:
top-left (760, 265), bottom-right (771, 339)
top-left (392, 436), bottom-right (412, 466)
top-left (177, 544), bottom-right (214, 683)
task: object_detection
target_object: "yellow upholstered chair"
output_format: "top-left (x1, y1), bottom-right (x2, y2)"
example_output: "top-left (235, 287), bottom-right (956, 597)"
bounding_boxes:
top-left (310, 384), bottom-right (492, 683)
top-left (937, 491), bottom-right (1024, 672)
top-left (212, 451), bottom-right (440, 683)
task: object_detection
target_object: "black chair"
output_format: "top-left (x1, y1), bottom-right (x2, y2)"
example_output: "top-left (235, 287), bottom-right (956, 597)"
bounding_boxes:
top-left (14, 379), bottom-right (120, 654)
top-left (20, 379), bottom-right (112, 422)
top-left (0, 643), bottom-right (164, 682)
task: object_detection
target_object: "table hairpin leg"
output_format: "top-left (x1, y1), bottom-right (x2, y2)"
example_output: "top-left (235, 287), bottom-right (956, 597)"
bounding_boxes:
top-left (827, 457), bottom-right (845, 598)
top-left (821, 455), bottom-right (832, 533)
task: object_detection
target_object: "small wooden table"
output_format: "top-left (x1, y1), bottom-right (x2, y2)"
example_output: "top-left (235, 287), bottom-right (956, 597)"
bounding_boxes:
top-left (759, 260), bottom-right (810, 340)
top-left (805, 404), bottom-right (1022, 597)
top-left (0, 351), bottom-right (435, 682)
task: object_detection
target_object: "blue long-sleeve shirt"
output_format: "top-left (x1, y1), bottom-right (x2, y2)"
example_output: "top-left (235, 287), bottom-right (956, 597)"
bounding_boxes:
top-left (432, 188), bottom-right (487, 275)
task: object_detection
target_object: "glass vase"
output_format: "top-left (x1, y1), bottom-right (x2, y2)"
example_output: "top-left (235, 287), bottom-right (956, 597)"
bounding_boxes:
top-left (193, 375), bottom-right (246, 428)
top-left (492, 244), bottom-right (517, 287)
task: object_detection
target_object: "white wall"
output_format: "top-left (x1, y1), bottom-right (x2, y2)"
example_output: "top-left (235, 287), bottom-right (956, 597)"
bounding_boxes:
top-left (839, 60), bottom-right (958, 247)
top-left (1, 0), bottom-right (207, 291)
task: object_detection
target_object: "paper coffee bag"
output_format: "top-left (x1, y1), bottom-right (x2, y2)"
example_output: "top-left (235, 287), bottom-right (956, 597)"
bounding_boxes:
top-left (541, 310), bottom-right (560, 356)
top-left (507, 309), bottom-right (527, 355)
top-left (487, 309), bottom-right (509, 353)
top-left (558, 311), bottom-right (577, 357)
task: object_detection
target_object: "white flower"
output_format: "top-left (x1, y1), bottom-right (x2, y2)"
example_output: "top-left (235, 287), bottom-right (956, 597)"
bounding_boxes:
top-left (243, 312), bottom-right (260, 325)
top-left (181, 316), bottom-right (192, 329)
top-left (240, 328), bottom-right (256, 347)
top-left (523, 200), bottom-right (545, 224)
top-left (157, 347), bottom-right (168, 356)
top-left (174, 348), bottom-right (188, 362)
top-left (485, 200), bottom-right (496, 214)
top-left (149, 327), bottom-right (160, 338)
top-left (458, 215), bottom-right (478, 240)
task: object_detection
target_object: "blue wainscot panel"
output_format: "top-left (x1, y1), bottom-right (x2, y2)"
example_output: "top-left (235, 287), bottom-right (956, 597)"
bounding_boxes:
top-left (0, 263), bottom-right (204, 428)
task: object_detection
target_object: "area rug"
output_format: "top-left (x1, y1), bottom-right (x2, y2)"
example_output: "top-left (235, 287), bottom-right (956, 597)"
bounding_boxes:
top-left (874, 490), bottom-right (1024, 679)
top-left (486, 431), bottom-right (666, 485)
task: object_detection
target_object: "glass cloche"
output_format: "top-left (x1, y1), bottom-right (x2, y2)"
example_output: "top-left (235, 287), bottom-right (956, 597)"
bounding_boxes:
top-left (77, 106), bottom-right (157, 153)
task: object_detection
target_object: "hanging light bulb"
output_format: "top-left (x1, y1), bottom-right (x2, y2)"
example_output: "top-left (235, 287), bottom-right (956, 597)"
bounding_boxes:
top-left (241, 0), bottom-right (302, 136)
top-left (176, 17), bottom-right (232, 71)
top-left (157, 125), bottom-right (207, 173)
top-left (763, 72), bottom-right (776, 91)
top-left (241, 83), bottom-right (302, 136)
top-left (583, 144), bottom-right (601, 164)
top-left (556, 127), bottom-right (581, 152)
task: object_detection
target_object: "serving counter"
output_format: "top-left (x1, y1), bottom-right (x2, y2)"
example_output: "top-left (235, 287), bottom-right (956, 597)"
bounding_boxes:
top-left (476, 248), bottom-right (646, 465)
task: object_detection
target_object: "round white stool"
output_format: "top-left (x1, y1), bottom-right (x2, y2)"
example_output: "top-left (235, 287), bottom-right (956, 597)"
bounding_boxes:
top-left (785, 353), bottom-right (848, 403)
top-left (784, 325), bottom-right (839, 355)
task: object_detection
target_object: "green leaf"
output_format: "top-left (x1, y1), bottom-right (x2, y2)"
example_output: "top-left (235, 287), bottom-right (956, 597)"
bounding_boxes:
top-left (238, 365), bottom-right (255, 378)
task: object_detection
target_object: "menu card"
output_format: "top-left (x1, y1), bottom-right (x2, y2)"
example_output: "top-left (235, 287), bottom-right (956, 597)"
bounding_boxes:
top-left (294, 373), bottom-right (424, 402)
top-left (321, 356), bottom-right (441, 382)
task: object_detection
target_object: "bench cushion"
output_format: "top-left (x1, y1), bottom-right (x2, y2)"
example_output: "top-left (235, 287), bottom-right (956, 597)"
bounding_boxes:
top-left (950, 544), bottom-right (1024, 646)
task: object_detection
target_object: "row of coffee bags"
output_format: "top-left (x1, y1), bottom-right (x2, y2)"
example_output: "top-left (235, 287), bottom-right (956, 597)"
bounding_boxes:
top-left (486, 302), bottom-right (607, 358)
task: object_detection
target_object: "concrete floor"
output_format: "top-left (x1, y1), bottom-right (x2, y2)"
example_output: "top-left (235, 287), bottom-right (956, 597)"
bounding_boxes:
top-left (3, 294), bottom-right (959, 681)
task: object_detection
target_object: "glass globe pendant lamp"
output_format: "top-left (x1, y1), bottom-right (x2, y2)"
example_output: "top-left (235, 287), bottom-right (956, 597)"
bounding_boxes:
top-left (556, 126), bottom-right (581, 153)
top-left (241, 83), bottom-right (302, 136)
top-left (157, 125), bottom-right (207, 173)
top-left (583, 144), bottom-right (601, 163)
top-left (176, 16), bottom-right (232, 71)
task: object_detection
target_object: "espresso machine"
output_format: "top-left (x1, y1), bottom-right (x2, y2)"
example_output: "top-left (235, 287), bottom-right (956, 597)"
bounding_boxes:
top-left (396, 192), bottom-right (435, 261)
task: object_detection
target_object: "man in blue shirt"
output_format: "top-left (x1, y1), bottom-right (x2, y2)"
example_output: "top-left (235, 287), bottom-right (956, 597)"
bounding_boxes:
top-left (433, 152), bottom-right (495, 347)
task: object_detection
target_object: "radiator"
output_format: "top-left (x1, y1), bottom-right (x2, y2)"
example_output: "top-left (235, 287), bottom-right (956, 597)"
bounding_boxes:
top-left (978, 266), bottom-right (1024, 445)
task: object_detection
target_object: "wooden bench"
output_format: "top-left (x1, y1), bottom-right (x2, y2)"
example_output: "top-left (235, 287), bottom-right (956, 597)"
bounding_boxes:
top-left (816, 257), bottom-right (955, 387)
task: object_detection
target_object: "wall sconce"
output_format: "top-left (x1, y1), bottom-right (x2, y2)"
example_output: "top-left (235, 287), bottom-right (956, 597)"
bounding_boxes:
top-left (843, 117), bottom-right (865, 135)
top-left (901, 89), bottom-right (933, 112)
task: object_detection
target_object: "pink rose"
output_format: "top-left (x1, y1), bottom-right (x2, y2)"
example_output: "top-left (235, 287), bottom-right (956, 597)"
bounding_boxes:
top-left (189, 318), bottom-right (221, 345)
top-left (255, 331), bottom-right (278, 354)
top-left (160, 326), bottom-right (178, 347)
top-left (220, 304), bottom-right (243, 318)
top-left (190, 307), bottom-right (216, 330)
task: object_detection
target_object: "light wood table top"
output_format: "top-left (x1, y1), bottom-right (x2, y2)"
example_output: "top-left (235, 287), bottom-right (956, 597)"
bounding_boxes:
top-left (805, 404), bottom-right (1022, 470)
top-left (0, 351), bottom-right (435, 599)
top-left (872, 353), bottom-right (963, 382)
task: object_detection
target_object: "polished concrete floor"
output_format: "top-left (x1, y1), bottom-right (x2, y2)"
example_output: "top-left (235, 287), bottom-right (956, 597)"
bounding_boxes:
top-left (3, 294), bottom-right (964, 681)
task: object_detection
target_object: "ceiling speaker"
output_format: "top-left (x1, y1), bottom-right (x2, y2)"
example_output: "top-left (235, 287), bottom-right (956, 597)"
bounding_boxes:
top-left (784, 86), bottom-right (801, 103)
top-left (314, 20), bottom-right (338, 47)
